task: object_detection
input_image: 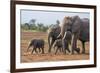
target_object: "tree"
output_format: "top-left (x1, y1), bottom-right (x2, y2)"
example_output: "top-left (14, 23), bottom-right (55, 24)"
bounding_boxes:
top-left (29, 19), bottom-right (36, 24)
top-left (37, 23), bottom-right (44, 31)
top-left (29, 19), bottom-right (36, 30)
top-left (56, 20), bottom-right (60, 26)
top-left (42, 25), bottom-right (49, 32)
top-left (21, 23), bottom-right (30, 30)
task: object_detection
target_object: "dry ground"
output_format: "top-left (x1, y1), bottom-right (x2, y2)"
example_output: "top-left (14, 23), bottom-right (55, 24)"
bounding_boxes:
top-left (21, 31), bottom-right (90, 63)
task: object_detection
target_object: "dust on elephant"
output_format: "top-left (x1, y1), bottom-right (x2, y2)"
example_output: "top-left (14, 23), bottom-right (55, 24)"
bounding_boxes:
top-left (58, 16), bottom-right (89, 54)
top-left (48, 26), bottom-right (61, 53)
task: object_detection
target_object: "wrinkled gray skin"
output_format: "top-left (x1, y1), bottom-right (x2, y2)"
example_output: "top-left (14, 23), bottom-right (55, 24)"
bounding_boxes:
top-left (58, 16), bottom-right (89, 54)
top-left (53, 39), bottom-right (63, 54)
top-left (27, 39), bottom-right (45, 54)
top-left (62, 31), bottom-right (72, 54)
top-left (48, 26), bottom-right (61, 53)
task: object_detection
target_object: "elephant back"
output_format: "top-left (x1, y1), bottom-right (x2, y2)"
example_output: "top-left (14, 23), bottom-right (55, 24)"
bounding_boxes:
top-left (71, 16), bottom-right (82, 34)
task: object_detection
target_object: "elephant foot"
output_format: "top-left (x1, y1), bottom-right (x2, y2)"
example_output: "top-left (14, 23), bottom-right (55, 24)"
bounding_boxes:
top-left (72, 51), bottom-right (75, 54)
top-left (75, 48), bottom-right (80, 54)
top-left (71, 49), bottom-right (75, 54)
top-left (42, 52), bottom-right (44, 54)
top-left (48, 49), bottom-right (51, 53)
top-left (63, 51), bottom-right (66, 55)
top-left (71, 48), bottom-right (80, 54)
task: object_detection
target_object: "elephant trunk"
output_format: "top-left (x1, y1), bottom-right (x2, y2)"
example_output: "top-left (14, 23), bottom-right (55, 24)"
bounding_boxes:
top-left (71, 34), bottom-right (78, 54)
top-left (27, 41), bottom-right (32, 52)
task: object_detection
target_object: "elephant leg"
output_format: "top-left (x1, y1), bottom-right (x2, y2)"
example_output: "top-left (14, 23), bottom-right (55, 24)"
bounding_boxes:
top-left (81, 41), bottom-right (85, 54)
top-left (59, 48), bottom-right (62, 52)
top-left (62, 39), bottom-right (66, 54)
top-left (36, 48), bottom-right (41, 53)
top-left (41, 47), bottom-right (44, 54)
top-left (55, 47), bottom-right (59, 54)
top-left (53, 42), bottom-right (56, 50)
top-left (39, 48), bottom-right (41, 53)
top-left (66, 43), bottom-right (70, 53)
top-left (64, 41), bottom-right (70, 54)
top-left (71, 34), bottom-right (78, 54)
top-left (27, 45), bottom-right (30, 52)
top-left (31, 47), bottom-right (35, 54)
top-left (48, 39), bottom-right (55, 53)
top-left (27, 44), bottom-right (31, 52)
top-left (34, 47), bottom-right (39, 53)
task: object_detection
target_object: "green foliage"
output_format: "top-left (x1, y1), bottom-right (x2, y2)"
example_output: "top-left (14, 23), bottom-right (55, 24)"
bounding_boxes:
top-left (21, 19), bottom-right (60, 32)
top-left (21, 23), bottom-right (30, 30)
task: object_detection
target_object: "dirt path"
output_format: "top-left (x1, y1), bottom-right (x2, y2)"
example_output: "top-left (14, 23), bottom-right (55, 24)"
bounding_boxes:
top-left (21, 31), bottom-right (90, 63)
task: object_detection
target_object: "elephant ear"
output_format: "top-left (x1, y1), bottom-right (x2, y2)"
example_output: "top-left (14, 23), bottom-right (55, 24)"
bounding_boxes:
top-left (71, 16), bottom-right (80, 23)
top-left (60, 16), bottom-right (72, 37)
top-left (71, 16), bottom-right (82, 33)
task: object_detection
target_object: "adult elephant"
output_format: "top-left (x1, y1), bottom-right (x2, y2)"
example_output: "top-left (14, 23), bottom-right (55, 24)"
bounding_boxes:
top-left (48, 25), bottom-right (61, 53)
top-left (58, 16), bottom-right (89, 54)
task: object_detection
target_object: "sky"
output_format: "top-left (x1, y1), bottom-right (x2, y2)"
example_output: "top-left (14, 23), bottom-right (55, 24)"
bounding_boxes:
top-left (21, 10), bottom-right (90, 25)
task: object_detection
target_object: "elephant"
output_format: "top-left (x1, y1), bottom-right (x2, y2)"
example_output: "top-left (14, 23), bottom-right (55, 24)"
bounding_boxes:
top-left (27, 39), bottom-right (45, 54)
top-left (58, 16), bottom-right (89, 54)
top-left (53, 39), bottom-right (63, 54)
top-left (48, 25), bottom-right (61, 53)
top-left (53, 33), bottom-right (73, 55)
top-left (62, 30), bottom-right (72, 54)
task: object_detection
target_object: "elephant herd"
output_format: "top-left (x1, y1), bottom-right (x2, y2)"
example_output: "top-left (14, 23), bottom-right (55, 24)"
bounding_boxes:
top-left (27, 16), bottom-right (89, 55)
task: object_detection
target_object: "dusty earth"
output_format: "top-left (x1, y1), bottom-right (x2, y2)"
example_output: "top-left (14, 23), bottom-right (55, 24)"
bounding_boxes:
top-left (21, 31), bottom-right (90, 63)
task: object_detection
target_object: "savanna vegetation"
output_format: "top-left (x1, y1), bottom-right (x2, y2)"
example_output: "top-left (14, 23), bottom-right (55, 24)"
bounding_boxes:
top-left (21, 19), bottom-right (60, 32)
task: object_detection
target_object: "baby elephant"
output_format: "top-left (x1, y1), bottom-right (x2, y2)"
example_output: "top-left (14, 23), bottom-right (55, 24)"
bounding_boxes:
top-left (62, 31), bottom-right (72, 54)
top-left (62, 31), bottom-right (80, 54)
top-left (27, 39), bottom-right (45, 54)
top-left (53, 39), bottom-right (63, 54)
